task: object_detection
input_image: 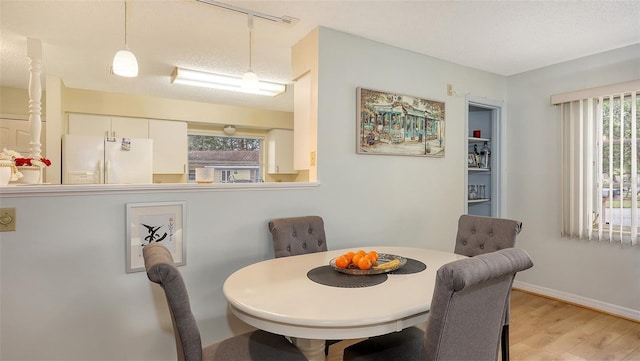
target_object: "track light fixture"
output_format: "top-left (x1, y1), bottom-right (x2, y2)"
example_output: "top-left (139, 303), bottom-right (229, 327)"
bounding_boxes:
top-left (241, 14), bottom-right (259, 92)
top-left (195, 0), bottom-right (298, 25)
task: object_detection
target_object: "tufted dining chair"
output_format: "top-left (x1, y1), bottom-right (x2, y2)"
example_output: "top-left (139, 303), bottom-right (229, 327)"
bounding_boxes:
top-left (267, 215), bottom-right (341, 355)
top-left (343, 248), bottom-right (533, 361)
top-left (455, 215), bottom-right (522, 256)
top-left (454, 214), bottom-right (523, 361)
top-left (142, 242), bottom-right (308, 361)
top-left (267, 216), bottom-right (328, 258)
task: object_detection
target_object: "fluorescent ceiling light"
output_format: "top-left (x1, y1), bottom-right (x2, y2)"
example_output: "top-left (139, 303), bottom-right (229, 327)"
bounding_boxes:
top-left (170, 67), bottom-right (286, 97)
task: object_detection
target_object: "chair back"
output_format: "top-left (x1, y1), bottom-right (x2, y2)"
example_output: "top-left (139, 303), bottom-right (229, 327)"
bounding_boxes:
top-left (423, 248), bottom-right (533, 361)
top-left (143, 243), bottom-right (202, 361)
top-left (454, 215), bottom-right (522, 257)
top-left (268, 216), bottom-right (327, 258)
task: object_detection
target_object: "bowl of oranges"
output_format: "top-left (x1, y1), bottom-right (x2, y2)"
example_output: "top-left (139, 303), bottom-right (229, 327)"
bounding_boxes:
top-left (329, 249), bottom-right (407, 275)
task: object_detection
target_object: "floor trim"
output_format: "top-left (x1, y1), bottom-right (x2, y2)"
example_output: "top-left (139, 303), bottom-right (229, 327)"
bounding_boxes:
top-left (513, 281), bottom-right (640, 322)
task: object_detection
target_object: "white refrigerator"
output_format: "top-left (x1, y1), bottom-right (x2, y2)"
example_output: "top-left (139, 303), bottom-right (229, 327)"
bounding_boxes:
top-left (62, 134), bottom-right (153, 184)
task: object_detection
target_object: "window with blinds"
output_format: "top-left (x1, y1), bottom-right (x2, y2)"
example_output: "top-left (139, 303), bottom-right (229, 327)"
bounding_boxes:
top-left (554, 82), bottom-right (639, 246)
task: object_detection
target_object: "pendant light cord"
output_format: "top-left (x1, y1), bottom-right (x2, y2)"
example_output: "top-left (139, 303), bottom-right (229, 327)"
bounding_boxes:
top-left (247, 14), bottom-right (254, 71)
top-left (124, 1), bottom-right (128, 48)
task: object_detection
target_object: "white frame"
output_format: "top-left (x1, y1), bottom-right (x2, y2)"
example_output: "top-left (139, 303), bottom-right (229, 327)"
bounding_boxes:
top-left (465, 95), bottom-right (505, 217)
top-left (125, 201), bottom-right (186, 273)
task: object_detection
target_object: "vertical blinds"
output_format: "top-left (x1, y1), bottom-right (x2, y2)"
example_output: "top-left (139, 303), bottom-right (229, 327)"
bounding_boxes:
top-left (558, 85), bottom-right (639, 246)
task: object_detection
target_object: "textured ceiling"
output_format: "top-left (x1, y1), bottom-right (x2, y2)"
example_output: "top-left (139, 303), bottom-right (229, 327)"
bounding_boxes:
top-left (1, 0), bottom-right (639, 113)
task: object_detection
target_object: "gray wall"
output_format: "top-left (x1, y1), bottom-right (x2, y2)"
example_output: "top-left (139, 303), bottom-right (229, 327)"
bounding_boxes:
top-left (1, 28), bottom-right (637, 360)
top-left (506, 43), bottom-right (640, 314)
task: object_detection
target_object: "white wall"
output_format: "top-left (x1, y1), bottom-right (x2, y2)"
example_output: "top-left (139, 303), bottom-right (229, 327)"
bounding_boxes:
top-left (2, 28), bottom-right (636, 361)
top-left (314, 28), bottom-right (506, 252)
top-left (506, 44), bottom-right (640, 315)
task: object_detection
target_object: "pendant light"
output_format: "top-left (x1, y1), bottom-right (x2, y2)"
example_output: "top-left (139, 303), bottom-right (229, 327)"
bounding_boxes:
top-left (112, 0), bottom-right (138, 77)
top-left (241, 14), bottom-right (259, 92)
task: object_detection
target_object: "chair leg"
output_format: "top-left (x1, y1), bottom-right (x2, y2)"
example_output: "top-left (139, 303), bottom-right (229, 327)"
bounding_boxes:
top-left (501, 324), bottom-right (509, 361)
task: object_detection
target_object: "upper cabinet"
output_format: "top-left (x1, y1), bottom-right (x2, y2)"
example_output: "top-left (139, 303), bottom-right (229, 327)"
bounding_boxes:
top-left (67, 113), bottom-right (188, 176)
top-left (68, 113), bottom-right (148, 138)
top-left (267, 129), bottom-right (297, 174)
top-left (148, 119), bottom-right (187, 174)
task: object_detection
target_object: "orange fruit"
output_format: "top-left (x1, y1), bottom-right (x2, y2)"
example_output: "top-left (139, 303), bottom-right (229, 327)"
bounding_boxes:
top-left (344, 251), bottom-right (355, 262)
top-left (352, 253), bottom-right (364, 267)
top-left (335, 255), bottom-right (349, 269)
top-left (367, 251), bottom-right (379, 262)
top-left (363, 254), bottom-right (377, 267)
top-left (357, 257), bottom-right (373, 270)
top-left (356, 249), bottom-right (366, 256)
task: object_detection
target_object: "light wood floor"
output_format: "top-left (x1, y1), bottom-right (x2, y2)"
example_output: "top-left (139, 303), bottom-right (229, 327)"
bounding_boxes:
top-left (326, 289), bottom-right (640, 361)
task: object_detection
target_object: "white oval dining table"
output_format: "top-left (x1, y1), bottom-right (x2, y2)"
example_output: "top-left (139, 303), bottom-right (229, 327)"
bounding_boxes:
top-left (223, 246), bottom-right (466, 361)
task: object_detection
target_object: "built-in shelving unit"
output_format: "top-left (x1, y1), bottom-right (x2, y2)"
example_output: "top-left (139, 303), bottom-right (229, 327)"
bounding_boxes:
top-left (468, 198), bottom-right (491, 204)
top-left (465, 98), bottom-right (503, 217)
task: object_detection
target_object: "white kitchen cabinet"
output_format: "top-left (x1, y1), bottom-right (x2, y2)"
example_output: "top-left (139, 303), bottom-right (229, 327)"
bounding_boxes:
top-left (148, 119), bottom-right (187, 174)
top-left (68, 113), bottom-right (148, 138)
top-left (267, 129), bottom-right (297, 174)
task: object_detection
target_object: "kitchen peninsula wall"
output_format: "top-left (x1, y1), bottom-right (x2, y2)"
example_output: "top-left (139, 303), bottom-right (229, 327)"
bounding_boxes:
top-left (8, 77), bottom-right (309, 183)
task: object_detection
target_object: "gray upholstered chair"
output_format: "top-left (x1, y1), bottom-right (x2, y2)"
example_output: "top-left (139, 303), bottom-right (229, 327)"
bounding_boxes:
top-left (142, 242), bottom-right (307, 361)
top-left (455, 214), bottom-right (522, 256)
top-left (455, 214), bottom-right (522, 361)
top-left (268, 215), bottom-right (327, 258)
top-left (343, 248), bottom-right (533, 361)
top-left (267, 215), bottom-right (341, 355)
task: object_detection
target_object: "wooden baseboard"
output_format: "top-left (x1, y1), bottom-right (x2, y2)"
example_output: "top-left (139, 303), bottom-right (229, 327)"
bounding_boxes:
top-left (513, 281), bottom-right (640, 323)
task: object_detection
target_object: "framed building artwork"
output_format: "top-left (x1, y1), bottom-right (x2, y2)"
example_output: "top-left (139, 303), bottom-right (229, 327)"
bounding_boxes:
top-left (125, 201), bottom-right (186, 273)
top-left (356, 87), bottom-right (446, 157)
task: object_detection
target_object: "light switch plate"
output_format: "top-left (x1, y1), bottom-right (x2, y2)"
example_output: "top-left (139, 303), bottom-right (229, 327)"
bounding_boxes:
top-left (310, 151), bottom-right (316, 166)
top-left (0, 208), bottom-right (16, 232)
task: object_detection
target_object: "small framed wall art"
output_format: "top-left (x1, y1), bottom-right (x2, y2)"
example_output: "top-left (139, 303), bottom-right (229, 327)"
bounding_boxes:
top-left (125, 201), bottom-right (186, 273)
top-left (356, 87), bottom-right (446, 157)
top-left (468, 152), bottom-right (478, 167)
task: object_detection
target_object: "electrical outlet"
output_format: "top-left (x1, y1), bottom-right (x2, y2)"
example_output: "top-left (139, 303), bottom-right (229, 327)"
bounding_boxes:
top-left (310, 151), bottom-right (316, 166)
top-left (0, 208), bottom-right (16, 232)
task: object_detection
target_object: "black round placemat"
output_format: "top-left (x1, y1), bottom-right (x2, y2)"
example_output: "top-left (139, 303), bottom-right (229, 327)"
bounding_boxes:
top-left (389, 258), bottom-right (426, 274)
top-left (307, 265), bottom-right (388, 288)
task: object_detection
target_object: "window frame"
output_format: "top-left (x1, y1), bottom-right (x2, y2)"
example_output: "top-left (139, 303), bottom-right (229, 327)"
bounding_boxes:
top-left (593, 93), bottom-right (639, 236)
top-left (187, 130), bottom-right (265, 184)
top-left (557, 83), bottom-right (639, 245)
